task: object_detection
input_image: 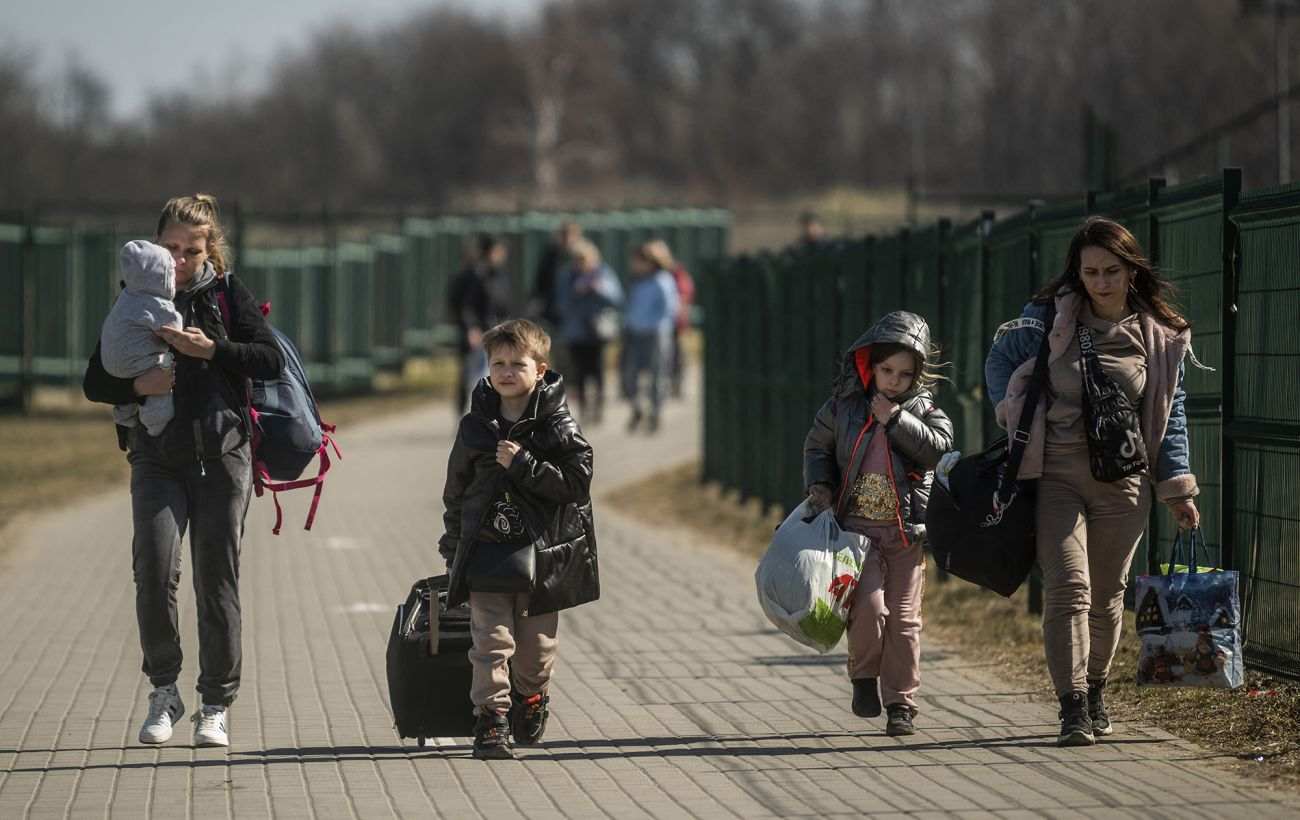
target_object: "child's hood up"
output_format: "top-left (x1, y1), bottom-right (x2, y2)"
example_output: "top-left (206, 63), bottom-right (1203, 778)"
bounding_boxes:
top-left (120, 240), bottom-right (176, 300)
top-left (834, 309), bottom-right (931, 401)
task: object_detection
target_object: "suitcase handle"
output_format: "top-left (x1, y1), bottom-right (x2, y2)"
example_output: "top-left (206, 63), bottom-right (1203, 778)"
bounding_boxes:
top-left (428, 576), bottom-right (441, 656)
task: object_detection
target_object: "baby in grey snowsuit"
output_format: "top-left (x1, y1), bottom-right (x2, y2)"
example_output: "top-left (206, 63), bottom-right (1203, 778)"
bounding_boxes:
top-left (100, 240), bottom-right (184, 436)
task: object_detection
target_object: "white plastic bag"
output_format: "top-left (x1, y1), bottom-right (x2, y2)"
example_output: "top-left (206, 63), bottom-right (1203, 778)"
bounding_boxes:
top-left (754, 501), bottom-right (872, 653)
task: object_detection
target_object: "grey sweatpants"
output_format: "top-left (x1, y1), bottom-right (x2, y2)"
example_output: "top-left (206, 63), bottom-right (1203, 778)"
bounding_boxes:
top-left (1036, 445), bottom-right (1151, 697)
top-left (127, 427), bottom-right (252, 706)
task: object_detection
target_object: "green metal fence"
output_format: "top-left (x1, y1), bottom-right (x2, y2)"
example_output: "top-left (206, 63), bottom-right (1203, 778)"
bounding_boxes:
top-left (701, 169), bottom-right (1300, 680)
top-left (0, 206), bottom-right (730, 405)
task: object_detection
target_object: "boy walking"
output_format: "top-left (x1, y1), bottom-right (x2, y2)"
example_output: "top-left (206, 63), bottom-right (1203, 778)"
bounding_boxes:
top-left (438, 319), bottom-right (599, 760)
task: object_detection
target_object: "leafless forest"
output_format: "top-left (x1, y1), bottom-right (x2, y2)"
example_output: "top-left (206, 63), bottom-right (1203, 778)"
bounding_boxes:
top-left (0, 0), bottom-right (1288, 215)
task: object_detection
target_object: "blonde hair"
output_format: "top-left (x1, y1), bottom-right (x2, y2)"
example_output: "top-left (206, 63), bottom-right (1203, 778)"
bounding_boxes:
top-left (569, 238), bottom-right (602, 267)
top-left (645, 239), bottom-right (676, 271)
top-left (482, 318), bottom-right (551, 365)
top-left (155, 193), bottom-right (229, 274)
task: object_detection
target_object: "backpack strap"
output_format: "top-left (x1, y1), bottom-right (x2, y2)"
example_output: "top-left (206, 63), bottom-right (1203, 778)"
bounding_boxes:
top-left (253, 425), bottom-right (341, 533)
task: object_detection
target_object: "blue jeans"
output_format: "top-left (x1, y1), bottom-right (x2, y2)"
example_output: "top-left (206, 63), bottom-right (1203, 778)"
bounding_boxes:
top-left (620, 329), bottom-right (672, 417)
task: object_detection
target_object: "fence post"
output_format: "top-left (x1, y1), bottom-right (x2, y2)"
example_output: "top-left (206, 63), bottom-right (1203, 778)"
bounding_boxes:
top-left (19, 209), bottom-right (37, 414)
top-left (1219, 168), bottom-right (1244, 574)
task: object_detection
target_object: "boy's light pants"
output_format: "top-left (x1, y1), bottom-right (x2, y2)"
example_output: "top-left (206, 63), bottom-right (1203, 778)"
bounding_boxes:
top-left (1036, 446), bottom-right (1150, 698)
top-left (844, 521), bottom-right (923, 713)
top-left (468, 591), bottom-right (559, 712)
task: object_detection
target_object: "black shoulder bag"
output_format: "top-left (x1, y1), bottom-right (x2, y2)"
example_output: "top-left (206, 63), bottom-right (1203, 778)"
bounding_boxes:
top-left (1077, 323), bottom-right (1148, 482)
top-left (465, 480), bottom-right (539, 594)
top-left (925, 304), bottom-right (1056, 597)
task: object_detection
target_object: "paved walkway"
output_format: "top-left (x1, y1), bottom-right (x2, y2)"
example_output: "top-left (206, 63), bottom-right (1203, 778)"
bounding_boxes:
top-left (1, 384), bottom-right (1297, 819)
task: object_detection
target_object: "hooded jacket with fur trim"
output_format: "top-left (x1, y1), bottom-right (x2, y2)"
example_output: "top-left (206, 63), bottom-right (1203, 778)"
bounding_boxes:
top-left (804, 310), bottom-right (955, 545)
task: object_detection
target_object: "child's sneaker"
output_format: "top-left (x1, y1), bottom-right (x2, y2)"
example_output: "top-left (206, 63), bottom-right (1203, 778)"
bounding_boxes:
top-left (851, 678), bottom-right (881, 718)
top-left (138, 684), bottom-right (185, 744)
top-left (511, 691), bottom-right (550, 746)
top-left (473, 708), bottom-right (514, 760)
top-left (192, 705), bottom-right (230, 747)
top-left (884, 705), bottom-right (915, 736)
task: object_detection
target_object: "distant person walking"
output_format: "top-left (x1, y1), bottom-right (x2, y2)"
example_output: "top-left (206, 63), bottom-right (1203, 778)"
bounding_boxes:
top-left (529, 221), bottom-right (582, 326)
top-left (985, 217), bottom-right (1201, 747)
top-left (620, 242), bottom-right (679, 434)
top-left (449, 235), bottom-right (516, 414)
top-left (646, 239), bottom-right (694, 398)
top-left (83, 194), bottom-right (283, 748)
top-left (798, 210), bottom-right (827, 247)
top-left (554, 239), bottom-right (622, 425)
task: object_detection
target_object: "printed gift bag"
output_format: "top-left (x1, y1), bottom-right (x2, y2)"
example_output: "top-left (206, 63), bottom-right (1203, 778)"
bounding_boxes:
top-left (754, 501), bottom-right (872, 653)
top-left (1134, 527), bottom-right (1243, 689)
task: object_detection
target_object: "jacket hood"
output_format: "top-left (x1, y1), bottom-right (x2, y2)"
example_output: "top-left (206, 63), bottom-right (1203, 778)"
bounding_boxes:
top-left (469, 368), bottom-right (570, 427)
top-left (120, 240), bottom-right (176, 300)
top-left (835, 310), bottom-right (932, 402)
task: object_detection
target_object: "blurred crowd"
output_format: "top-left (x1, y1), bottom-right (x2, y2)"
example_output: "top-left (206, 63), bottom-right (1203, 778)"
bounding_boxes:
top-left (447, 222), bottom-right (695, 435)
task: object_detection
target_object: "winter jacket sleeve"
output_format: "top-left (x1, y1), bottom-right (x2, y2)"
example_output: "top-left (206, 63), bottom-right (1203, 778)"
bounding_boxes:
top-left (506, 417), bottom-right (593, 505)
top-left (210, 275), bottom-right (283, 379)
top-left (439, 426), bottom-right (474, 562)
top-left (985, 302), bottom-right (1049, 407)
top-left (1154, 359), bottom-right (1197, 501)
top-left (885, 398), bottom-right (955, 469)
top-left (83, 341), bottom-right (141, 406)
top-left (803, 399), bottom-right (840, 492)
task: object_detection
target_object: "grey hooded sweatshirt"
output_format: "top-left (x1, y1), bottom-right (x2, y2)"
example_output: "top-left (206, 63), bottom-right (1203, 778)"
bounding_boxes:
top-left (100, 240), bottom-right (184, 436)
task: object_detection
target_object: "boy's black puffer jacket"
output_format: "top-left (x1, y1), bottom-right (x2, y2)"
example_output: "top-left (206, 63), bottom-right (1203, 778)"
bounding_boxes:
top-left (439, 370), bottom-right (598, 614)
top-left (804, 310), bottom-right (955, 545)
top-left (83, 268), bottom-right (284, 464)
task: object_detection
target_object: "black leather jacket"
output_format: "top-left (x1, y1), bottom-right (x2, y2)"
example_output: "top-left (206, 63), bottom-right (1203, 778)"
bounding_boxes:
top-left (439, 371), bottom-right (598, 614)
top-left (83, 269), bottom-right (283, 464)
top-left (804, 310), bottom-right (955, 545)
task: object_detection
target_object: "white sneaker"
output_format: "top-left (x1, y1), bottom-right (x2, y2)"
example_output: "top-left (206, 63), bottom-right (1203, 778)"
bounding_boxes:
top-left (192, 705), bottom-right (230, 747)
top-left (138, 685), bottom-right (185, 744)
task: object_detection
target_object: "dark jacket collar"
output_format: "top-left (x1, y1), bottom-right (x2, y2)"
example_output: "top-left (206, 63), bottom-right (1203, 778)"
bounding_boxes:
top-left (469, 370), bottom-right (569, 431)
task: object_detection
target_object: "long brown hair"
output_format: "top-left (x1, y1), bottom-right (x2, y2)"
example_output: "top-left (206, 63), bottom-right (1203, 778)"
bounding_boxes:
top-left (1033, 216), bottom-right (1189, 330)
top-left (155, 193), bottom-right (229, 275)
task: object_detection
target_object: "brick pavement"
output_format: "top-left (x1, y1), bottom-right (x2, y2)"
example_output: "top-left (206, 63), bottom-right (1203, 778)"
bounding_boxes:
top-left (1, 384), bottom-right (1297, 819)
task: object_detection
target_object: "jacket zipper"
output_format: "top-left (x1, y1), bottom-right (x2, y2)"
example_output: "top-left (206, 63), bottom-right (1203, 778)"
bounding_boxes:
top-left (834, 416), bottom-right (874, 516)
top-left (460, 412), bottom-right (531, 556)
top-left (836, 408), bottom-right (912, 548)
top-left (881, 442), bottom-right (910, 548)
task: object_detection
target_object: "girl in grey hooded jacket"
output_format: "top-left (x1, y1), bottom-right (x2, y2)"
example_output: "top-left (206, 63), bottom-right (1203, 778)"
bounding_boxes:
top-left (804, 310), bottom-right (954, 737)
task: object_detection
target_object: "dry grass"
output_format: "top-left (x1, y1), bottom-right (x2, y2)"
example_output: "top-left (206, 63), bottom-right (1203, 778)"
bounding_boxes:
top-left (0, 356), bottom-right (459, 541)
top-left (604, 460), bottom-right (1300, 792)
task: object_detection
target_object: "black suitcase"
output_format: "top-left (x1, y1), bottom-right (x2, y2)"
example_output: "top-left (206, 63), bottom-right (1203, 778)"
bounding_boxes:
top-left (386, 575), bottom-right (476, 743)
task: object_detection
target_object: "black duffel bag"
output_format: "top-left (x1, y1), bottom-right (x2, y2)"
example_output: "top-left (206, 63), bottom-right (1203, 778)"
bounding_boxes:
top-left (927, 303), bottom-right (1055, 597)
top-left (927, 436), bottom-right (1038, 597)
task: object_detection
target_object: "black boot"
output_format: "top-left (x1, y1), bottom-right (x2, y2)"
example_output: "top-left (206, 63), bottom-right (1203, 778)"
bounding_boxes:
top-left (885, 705), bottom-right (915, 737)
top-left (472, 708), bottom-right (514, 760)
top-left (1057, 692), bottom-right (1095, 747)
top-left (510, 690), bottom-right (550, 746)
top-left (851, 678), bottom-right (881, 718)
top-left (1087, 680), bottom-right (1111, 737)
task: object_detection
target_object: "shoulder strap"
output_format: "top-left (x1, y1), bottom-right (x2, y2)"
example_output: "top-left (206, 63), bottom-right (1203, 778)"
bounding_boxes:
top-left (214, 274), bottom-right (233, 336)
top-left (1001, 302), bottom-right (1056, 489)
